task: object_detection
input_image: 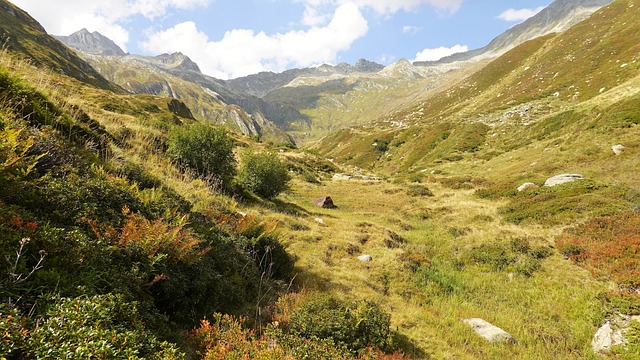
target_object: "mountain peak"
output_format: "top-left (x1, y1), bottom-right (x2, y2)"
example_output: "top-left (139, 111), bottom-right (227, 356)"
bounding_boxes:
top-left (54, 29), bottom-right (126, 56)
top-left (153, 52), bottom-right (201, 73)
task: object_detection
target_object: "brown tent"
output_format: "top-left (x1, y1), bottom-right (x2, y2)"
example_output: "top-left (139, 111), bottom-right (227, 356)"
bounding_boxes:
top-left (312, 196), bottom-right (336, 208)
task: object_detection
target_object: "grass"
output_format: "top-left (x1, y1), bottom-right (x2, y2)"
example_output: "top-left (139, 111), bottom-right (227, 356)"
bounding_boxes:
top-left (249, 173), bottom-right (611, 358)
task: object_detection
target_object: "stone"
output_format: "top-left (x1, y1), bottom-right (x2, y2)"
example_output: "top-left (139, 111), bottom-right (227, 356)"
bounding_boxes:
top-left (612, 144), bottom-right (625, 156)
top-left (332, 173), bottom-right (352, 181)
top-left (312, 197), bottom-right (336, 208)
top-left (592, 315), bottom-right (640, 355)
top-left (517, 182), bottom-right (539, 192)
top-left (358, 254), bottom-right (372, 262)
top-left (543, 174), bottom-right (583, 187)
top-left (314, 218), bottom-right (324, 224)
top-left (463, 318), bottom-right (516, 344)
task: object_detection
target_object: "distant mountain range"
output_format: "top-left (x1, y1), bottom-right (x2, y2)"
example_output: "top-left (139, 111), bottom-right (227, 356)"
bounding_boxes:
top-left (43, 0), bottom-right (614, 144)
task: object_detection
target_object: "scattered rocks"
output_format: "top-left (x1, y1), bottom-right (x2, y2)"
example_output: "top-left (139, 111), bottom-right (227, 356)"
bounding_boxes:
top-left (312, 196), bottom-right (336, 209)
top-left (517, 182), bottom-right (539, 192)
top-left (463, 318), bottom-right (516, 344)
top-left (314, 218), bottom-right (324, 224)
top-left (543, 174), bottom-right (583, 187)
top-left (592, 315), bottom-right (640, 355)
top-left (612, 144), bottom-right (626, 156)
top-left (358, 254), bottom-right (372, 262)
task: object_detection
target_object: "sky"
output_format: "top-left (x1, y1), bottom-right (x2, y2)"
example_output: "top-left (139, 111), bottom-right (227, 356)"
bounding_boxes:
top-left (9, 0), bottom-right (550, 79)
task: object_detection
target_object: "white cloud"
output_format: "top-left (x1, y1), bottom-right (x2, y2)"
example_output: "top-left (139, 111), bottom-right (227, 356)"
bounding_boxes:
top-left (141, 3), bottom-right (369, 79)
top-left (9, 0), bottom-right (212, 51)
top-left (298, 0), bottom-right (463, 15)
top-left (402, 25), bottom-right (422, 34)
top-left (496, 6), bottom-right (546, 22)
top-left (414, 44), bottom-right (468, 62)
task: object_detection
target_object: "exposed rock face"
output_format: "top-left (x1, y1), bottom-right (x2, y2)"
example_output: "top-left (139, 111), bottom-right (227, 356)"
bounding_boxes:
top-left (332, 173), bottom-right (353, 181)
top-left (518, 182), bottom-right (540, 192)
top-left (592, 315), bottom-right (640, 355)
top-left (167, 99), bottom-right (194, 119)
top-left (543, 174), bottom-right (584, 187)
top-left (612, 144), bottom-right (626, 155)
top-left (54, 29), bottom-right (126, 56)
top-left (463, 318), bottom-right (517, 344)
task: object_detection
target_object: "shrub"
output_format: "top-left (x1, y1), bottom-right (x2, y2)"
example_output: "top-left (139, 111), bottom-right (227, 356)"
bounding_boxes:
top-left (287, 293), bottom-right (392, 353)
top-left (237, 151), bottom-right (290, 199)
top-left (166, 124), bottom-right (236, 189)
top-left (27, 294), bottom-right (183, 359)
top-left (406, 184), bottom-right (434, 197)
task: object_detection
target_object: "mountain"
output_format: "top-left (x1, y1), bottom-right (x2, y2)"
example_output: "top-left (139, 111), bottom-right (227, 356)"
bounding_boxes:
top-left (54, 28), bottom-right (127, 56)
top-left (416, 0), bottom-right (613, 66)
top-left (0, 1), bottom-right (118, 91)
top-left (313, 0), bottom-right (640, 186)
top-left (226, 59), bottom-right (384, 98)
top-left (56, 29), bottom-right (296, 144)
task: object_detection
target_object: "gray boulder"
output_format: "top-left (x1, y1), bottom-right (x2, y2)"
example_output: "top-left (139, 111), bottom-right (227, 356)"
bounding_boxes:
top-left (543, 174), bottom-right (583, 187)
top-left (592, 315), bottom-right (640, 355)
top-left (463, 318), bottom-right (516, 344)
top-left (358, 254), bottom-right (372, 262)
top-left (612, 144), bottom-right (625, 156)
top-left (517, 182), bottom-right (539, 192)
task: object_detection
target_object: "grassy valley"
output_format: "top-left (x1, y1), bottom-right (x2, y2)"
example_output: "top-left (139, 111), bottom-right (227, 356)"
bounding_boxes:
top-left (1, 0), bottom-right (640, 358)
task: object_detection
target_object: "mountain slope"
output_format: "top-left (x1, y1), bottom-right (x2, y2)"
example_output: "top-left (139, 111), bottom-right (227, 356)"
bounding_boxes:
top-left (416, 0), bottom-right (613, 66)
top-left (55, 31), bottom-right (297, 144)
top-left (313, 0), bottom-right (640, 186)
top-left (0, 1), bottom-right (118, 91)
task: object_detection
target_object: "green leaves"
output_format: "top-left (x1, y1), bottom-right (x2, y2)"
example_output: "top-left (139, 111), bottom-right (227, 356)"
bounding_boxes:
top-left (237, 150), bottom-right (290, 199)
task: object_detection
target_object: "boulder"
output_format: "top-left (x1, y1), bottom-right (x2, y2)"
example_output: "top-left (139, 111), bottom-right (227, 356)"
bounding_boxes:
top-left (592, 315), bottom-right (640, 355)
top-left (543, 174), bottom-right (583, 187)
top-left (312, 196), bottom-right (336, 208)
top-left (332, 173), bottom-right (352, 181)
top-left (463, 318), bottom-right (516, 344)
top-left (314, 217), bottom-right (324, 224)
top-left (612, 144), bottom-right (625, 156)
top-left (517, 182), bottom-right (539, 192)
top-left (358, 254), bottom-right (372, 262)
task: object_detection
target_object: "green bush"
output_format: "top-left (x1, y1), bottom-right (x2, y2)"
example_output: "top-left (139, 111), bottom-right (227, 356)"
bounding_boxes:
top-left (288, 293), bottom-right (392, 353)
top-left (237, 151), bottom-right (290, 199)
top-left (27, 294), bottom-right (183, 359)
top-left (166, 124), bottom-right (236, 189)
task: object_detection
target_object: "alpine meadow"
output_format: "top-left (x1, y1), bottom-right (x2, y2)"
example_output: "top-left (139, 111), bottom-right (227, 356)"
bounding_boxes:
top-left (1, 0), bottom-right (639, 359)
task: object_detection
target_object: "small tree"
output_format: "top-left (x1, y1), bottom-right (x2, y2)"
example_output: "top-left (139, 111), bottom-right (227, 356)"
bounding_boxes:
top-left (238, 151), bottom-right (290, 199)
top-left (166, 124), bottom-right (235, 189)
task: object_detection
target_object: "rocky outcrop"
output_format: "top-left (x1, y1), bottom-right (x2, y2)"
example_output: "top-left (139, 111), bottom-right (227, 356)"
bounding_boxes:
top-left (463, 318), bottom-right (517, 344)
top-left (543, 174), bottom-right (583, 187)
top-left (358, 254), bottom-right (372, 262)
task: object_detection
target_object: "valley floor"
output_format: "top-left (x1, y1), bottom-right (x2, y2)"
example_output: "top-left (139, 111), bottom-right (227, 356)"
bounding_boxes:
top-left (252, 177), bottom-right (609, 359)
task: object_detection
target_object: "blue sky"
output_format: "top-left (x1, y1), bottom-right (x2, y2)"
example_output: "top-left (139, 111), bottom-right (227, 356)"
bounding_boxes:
top-left (10, 0), bottom-right (550, 79)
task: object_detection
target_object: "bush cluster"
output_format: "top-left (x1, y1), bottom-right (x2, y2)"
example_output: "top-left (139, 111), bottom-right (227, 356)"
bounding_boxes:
top-left (237, 150), bottom-right (291, 199)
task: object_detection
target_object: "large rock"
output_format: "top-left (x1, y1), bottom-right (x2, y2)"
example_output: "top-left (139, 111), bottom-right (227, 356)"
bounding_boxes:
top-left (463, 318), bottom-right (516, 344)
top-left (312, 196), bottom-right (336, 208)
top-left (358, 254), bottom-right (372, 262)
top-left (332, 173), bottom-right (353, 181)
top-left (543, 174), bottom-right (583, 187)
top-left (612, 144), bottom-right (625, 156)
top-left (517, 182), bottom-right (539, 192)
top-left (592, 315), bottom-right (640, 355)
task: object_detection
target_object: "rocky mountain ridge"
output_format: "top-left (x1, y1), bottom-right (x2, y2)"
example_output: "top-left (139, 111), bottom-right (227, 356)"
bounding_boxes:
top-left (416, 0), bottom-right (613, 67)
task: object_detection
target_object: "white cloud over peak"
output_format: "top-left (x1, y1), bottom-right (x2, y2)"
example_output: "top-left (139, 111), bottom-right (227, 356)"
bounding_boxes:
top-left (414, 44), bottom-right (468, 62)
top-left (497, 6), bottom-right (546, 22)
top-left (9, 0), bottom-right (212, 51)
top-left (141, 3), bottom-right (369, 79)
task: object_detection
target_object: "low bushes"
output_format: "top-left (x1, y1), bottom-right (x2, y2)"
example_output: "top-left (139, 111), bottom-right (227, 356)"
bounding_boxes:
top-left (237, 150), bottom-right (290, 199)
